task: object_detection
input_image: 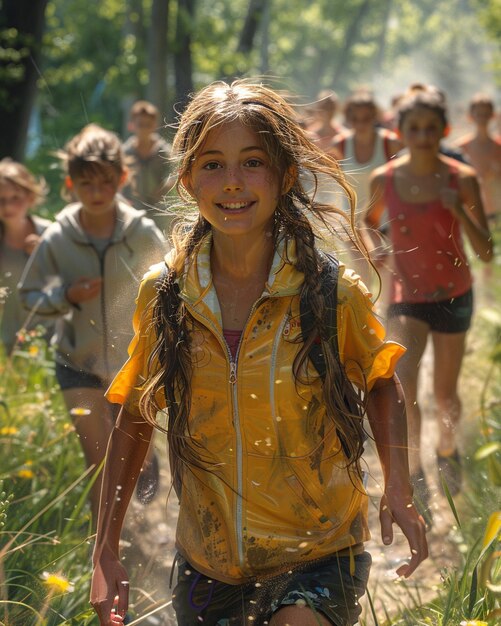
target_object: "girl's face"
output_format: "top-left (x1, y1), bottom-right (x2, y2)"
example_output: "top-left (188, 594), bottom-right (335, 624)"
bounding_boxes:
top-left (0, 181), bottom-right (32, 224)
top-left (399, 106), bottom-right (445, 153)
top-left (185, 120), bottom-right (281, 240)
top-left (347, 105), bottom-right (376, 133)
top-left (71, 166), bottom-right (122, 217)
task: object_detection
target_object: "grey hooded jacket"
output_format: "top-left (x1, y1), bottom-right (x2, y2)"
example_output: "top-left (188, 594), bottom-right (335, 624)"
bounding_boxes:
top-left (19, 201), bottom-right (167, 383)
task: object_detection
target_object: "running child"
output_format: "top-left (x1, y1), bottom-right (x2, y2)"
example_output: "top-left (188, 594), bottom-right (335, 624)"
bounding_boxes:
top-left (90, 80), bottom-right (427, 626)
top-left (0, 158), bottom-right (52, 355)
top-left (364, 89), bottom-right (493, 526)
top-left (19, 124), bottom-right (167, 521)
top-left (329, 90), bottom-right (402, 293)
top-left (122, 100), bottom-right (175, 234)
top-left (454, 93), bottom-right (501, 225)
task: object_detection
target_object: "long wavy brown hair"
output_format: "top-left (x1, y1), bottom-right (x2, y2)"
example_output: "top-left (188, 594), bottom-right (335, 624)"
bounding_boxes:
top-left (138, 79), bottom-right (372, 493)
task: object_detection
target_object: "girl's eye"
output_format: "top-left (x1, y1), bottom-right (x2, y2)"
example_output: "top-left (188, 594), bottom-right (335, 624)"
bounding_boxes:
top-left (245, 158), bottom-right (263, 168)
top-left (203, 162), bottom-right (221, 171)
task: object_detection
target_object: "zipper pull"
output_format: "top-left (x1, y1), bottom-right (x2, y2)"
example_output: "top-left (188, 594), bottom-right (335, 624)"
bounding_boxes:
top-left (229, 362), bottom-right (237, 385)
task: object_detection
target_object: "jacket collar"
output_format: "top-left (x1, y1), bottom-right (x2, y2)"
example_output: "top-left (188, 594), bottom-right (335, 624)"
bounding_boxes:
top-left (55, 200), bottom-right (146, 244)
top-left (174, 232), bottom-right (304, 325)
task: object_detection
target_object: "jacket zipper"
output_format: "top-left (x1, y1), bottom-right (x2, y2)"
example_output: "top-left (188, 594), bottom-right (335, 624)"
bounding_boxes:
top-left (90, 242), bottom-right (113, 381)
top-left (185, 298), bottom-right (265, 570)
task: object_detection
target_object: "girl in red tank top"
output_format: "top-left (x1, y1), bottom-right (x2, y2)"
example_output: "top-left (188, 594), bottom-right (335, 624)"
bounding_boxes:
top-left (364, 88), bottom-right (492, 528)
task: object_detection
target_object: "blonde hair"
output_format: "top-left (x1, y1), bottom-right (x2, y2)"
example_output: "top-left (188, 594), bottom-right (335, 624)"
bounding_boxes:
top-left (0, 158), bottom-right (47, 206)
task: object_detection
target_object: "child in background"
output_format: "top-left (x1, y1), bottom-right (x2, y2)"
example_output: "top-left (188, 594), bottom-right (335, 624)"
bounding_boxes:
top-left (0, 158), bottom-right (52, 355)
top-left (329, 91), bottom-right (402, 292)
top-left (365, 90), bottom-right (493, 527)
top-left (454, 93), bottom-right (501, 225)
top-left (19, 124), bottom-right (167, 521)
top-left (91, 80), bottom-right (427, 626)
top-left (122, 100), bottom-right (174, 235)
top-left (306, 89), bottom-right (345, 151)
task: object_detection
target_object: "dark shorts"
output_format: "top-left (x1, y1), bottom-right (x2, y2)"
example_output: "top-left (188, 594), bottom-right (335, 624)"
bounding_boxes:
top-left (172, 551), bottom-right (372, 626)
top-left (55, 362), bottom-right (107, 391)
top-left (387, 289), bottom-right (473, 333)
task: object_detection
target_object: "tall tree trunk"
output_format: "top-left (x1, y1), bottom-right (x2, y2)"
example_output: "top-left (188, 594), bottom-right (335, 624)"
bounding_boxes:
top-left (372, 0), bottom-right (393, 75)
top-left (331, 0), bottom-right (371, 88)
top-left (121, 0), bottom-right (147, 135)
top-left (147, 0), bottom-right (169, 118)
top-left (174, 0), bottom-right (195, 111)
top-left (0, 0), bottom-right (48, 159)
top-left (237, 0), bottom-right (266, 54)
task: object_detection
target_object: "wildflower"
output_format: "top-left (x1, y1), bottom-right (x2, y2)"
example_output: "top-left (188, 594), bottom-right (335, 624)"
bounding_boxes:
top-left (0, 426), bottom-right (18, 436)
top-left (17, 469), bottom-right (34, 479)
top-left (28, 345), bottom-right (39, 357)
top-left (41, 572), bottom-right (75, 594)
top-left (460, 621), bottom-right (488, 626)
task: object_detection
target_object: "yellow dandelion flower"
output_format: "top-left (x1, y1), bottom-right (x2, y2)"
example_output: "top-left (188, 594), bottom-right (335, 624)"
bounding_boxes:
top-left (18, 469), bottom-right (34, 479)
top-left (25, 459), bottom-right (33, 466)
top-left (28, 345), bottom-right (39, 356)
top-left (0, 426), bottom-right (18, 436)
top-left (460, 621), bottom-right (488, 626)
top-left (70, 407), bottom-right (91, 417)
top-left (41, 572), bottom-right (75, 594)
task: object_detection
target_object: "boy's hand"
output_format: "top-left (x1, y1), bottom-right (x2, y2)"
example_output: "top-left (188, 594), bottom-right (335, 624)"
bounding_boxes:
top-left (24, 233), bottom-right (42, 255)
top-left (66, 277), bottom-right (103, 304)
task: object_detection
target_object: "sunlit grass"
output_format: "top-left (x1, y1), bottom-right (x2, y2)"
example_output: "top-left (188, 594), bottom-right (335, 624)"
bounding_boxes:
top-left (0, 329), bottom-right (96, 625)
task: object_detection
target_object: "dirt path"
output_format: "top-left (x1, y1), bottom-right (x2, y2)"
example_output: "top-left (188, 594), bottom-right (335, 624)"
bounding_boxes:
top-left (120, 307), bottom-right (489, 625)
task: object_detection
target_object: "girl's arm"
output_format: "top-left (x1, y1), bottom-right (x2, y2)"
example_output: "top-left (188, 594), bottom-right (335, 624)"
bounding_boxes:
top-left (442, 170), bottom-right (493, 262)
top-left (366, 375), bottom-right (428, 578)
top-left (91, 407), bottom-right (153, 625)
top-left (362, 170), bottom-right (391, 264)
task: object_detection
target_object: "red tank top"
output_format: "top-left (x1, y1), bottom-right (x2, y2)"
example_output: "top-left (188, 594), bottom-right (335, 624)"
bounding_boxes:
top-left (384, 163), bottom-right (472, 304)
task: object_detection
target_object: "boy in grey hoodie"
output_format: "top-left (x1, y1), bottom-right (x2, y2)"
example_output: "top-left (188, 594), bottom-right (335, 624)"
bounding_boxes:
top-left (19, 124), bottom-right (167, 522)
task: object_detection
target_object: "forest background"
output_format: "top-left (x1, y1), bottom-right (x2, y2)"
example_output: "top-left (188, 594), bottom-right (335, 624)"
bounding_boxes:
top-left (1, 0), bottom-right (501, 213)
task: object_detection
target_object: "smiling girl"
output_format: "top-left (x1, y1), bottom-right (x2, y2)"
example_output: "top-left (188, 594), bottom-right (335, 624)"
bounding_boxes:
top-left (90, 81), bottom-right (427, 626)
top-left (365, 89), bottom-right (493, 526)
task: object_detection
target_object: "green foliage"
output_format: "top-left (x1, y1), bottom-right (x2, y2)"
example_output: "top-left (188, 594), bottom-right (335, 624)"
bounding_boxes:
top-left (0, 331), bottom-right (95, 626)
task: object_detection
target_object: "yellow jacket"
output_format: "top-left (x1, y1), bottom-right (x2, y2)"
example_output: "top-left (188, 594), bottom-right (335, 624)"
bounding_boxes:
top-left (107, 234), bottom-right (404, 584)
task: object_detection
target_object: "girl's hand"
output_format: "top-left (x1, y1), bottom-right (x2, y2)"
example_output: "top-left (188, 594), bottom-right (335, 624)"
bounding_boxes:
top-left (90, 551), bottom-right (129, 626)
top-left (379, 491), bottom-right (428, 578)
top-left (66, 277), bottom-right (102, 304)
top-left (440, 187), bottom-right (463, 219)
top-left (24, 233), bottom-right (41, 255)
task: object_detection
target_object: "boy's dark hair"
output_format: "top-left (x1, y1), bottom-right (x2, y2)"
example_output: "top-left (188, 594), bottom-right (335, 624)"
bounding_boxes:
top-left (469, 93), bottom-right (494, 115)
top-left (129, 100), bottom-right (159, 120)
top-left (63, 123), bottom-right (125, 180)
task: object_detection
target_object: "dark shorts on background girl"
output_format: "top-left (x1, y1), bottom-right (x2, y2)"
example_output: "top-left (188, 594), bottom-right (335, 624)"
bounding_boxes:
top-left (387, 289), bottom-right (473, 333)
